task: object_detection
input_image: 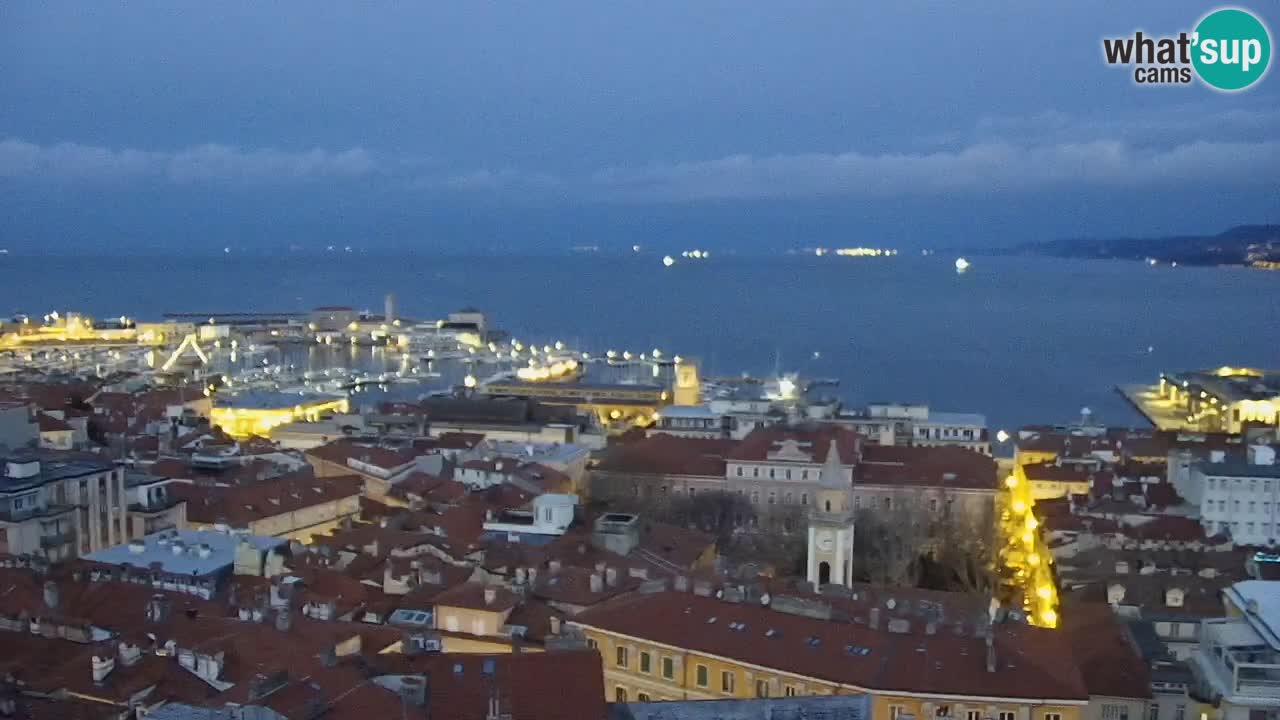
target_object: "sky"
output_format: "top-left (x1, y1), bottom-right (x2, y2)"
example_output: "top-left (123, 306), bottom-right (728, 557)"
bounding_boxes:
top-left (1, 1), bottom-right (1278, 254)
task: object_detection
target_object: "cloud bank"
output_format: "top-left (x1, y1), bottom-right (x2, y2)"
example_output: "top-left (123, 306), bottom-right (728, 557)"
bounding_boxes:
top-left (0, 139), bottom-right (375, 184)
top-left (4, 118), bottom-right (1278, 204)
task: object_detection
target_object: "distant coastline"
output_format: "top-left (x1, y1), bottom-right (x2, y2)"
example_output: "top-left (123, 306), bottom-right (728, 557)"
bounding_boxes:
top-left (997, 224), bottom-right (1280, 269)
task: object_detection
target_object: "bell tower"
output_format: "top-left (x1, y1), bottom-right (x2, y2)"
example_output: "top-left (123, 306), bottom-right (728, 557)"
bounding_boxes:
top-left (673, 361), bottom-right (700, 406)
top-left (807, 438), bottom-right (856, 590)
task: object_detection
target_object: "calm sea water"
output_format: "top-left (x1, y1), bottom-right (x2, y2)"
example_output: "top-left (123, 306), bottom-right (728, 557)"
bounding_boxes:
top-left (2, 253), bottom-right (1277, 433)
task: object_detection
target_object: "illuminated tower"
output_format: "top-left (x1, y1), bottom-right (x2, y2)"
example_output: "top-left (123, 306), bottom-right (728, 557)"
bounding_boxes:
top-left (806, 439), bottom-right (856, 590)
top-left (673, 361), bottom-right (700, 406)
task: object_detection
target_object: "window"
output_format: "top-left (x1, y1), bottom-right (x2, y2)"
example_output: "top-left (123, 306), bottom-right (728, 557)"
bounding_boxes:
top-left (755, 680), bottom-right (770, 698)
top-left (853, 495), bottom-right (860, 509)
top-left (616, 646), bottom-right (628, 668)
top-left (784, 492), bottom-right (793, 505)
top-left (769, 468), bottom-right (775, 479)
top-left (929, 498), bottom-right (938, 513)
top-left (695, 664), bottom-right (709, 687)
top-left (661, 657), bottom-right (674, 680)
top-left (586, 638), bottom-right (598, 649)
top-left (1174, 705), bottom-right (1184, 720)
top-left (785, 469), bottom-right (792, 480)
top-left (784, 685), bottom-right (797, 697)
top-left (752, 467), bottom-right (759, 478)
top-left (1209, 479), bottom-right (1216, 489)
top-left (1149, 706), bottom-right (1159, 720)
top-left (768, 492), bottom-right (776, 505)
top-left (1219, 500), bottom-right (1226, 512)
top-left (967, 712), bottom-right (982, 720)
top-left (883, 497), bottom-right (892, 510)
top-left (751, 492), bottom-right (760, 504)
top-left (1045, 714), bottom-right (1063, 720)
top-left (721, 670), bottom-right (735, 693)
top-left (1102, 705), bottom-right (1129, 720)
top-left (802, 470), bottom-right (809, 481)
top-left (736, 466), bottom-right (743, 477)
top-left (890, 706), bottom-right (907, 720)
top-left (615, 687), bottom-right (628, 702)
top-left (639, 651), bottom-right (651, 674)
top-left (935, 706), bottom-right (951, 717)
top-left (801, 493), bottom-right (808, 505)
top-left (637, 693), bottom-right (650, 702)
top-left (1251, 501), bottom-right (1257, 513)
top-left (999, 712), bottom-right (1016, 720)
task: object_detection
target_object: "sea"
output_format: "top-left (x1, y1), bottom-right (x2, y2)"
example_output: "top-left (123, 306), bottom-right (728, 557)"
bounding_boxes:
top-left (2, 252), bottom-right (1277, 434)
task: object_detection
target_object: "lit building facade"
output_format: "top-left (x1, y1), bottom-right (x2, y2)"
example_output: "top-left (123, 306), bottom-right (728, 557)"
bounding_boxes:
top-left (210, 391), bottom-right (349, 438)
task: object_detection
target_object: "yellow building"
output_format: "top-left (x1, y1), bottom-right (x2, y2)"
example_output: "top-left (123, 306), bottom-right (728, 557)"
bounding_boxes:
top-left (1016, 460), bottom-right (1098, 501)
top-left (209, 391), bottom-right (349, 438)
top-left (570, 590), bottom-right (1092, 713)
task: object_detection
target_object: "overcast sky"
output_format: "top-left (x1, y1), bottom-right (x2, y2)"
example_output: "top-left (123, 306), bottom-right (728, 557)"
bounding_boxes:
top-left (1, 1), bottom-right (1277, 253)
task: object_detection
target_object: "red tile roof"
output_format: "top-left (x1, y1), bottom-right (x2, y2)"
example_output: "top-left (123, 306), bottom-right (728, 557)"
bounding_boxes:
top-left (430, 582), bottom-right (519, 613)
top-left (859, 445), bottom-right (998, 490)
top-left (172, 471), bottom-right (362, 528)
top-left (1062, 603), bottom-right (1152, 700)
top-left (596, 434), bottom-right (734, 477)
top-left (729, 425), bottom-right (861, 464)
top-left (572, 590), bottom-right (1088, 701)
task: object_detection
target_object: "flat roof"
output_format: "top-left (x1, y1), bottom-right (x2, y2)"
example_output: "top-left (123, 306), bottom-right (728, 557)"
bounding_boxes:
top-left (84, 528), bottom-right (285, 577)
top-left (1, 455), bottom-right (114, 493)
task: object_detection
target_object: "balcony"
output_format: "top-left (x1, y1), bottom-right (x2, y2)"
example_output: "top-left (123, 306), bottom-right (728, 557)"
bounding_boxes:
top-left (1191, 619), bottom-right (1280, 702)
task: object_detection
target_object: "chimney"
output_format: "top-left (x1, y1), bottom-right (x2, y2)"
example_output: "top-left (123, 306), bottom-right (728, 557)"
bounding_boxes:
top-left (548, 560), bottom-right (562, 574)
top-left (91, 655), bottom-right (116, 684)
top-left (484, 587), bottom-right (498, 606)
top-left (527, 567), bottom-right (538, 585)
top-left (589, 573), bottom-right (603, 594)
top-left (605, 567), bottom-right (618, 587)
top-left (549, 616), bottom-right (562, 635)
top-left (275, 609), bottom-right (292, 633)
top-left (869, 607), bottom-right (880, 630)
top-left (925, 620), bottom-right (937, 636)
top-left (985, 634), bottom-right (996, 672)
top-left (399, 676), bottom-right (426, 708)
top-left (118, 642), bottom-right (142, 667)
top-left (515, 567), bottom-right (527, 585)
top-left (42, 580), bottom-right (58, 611)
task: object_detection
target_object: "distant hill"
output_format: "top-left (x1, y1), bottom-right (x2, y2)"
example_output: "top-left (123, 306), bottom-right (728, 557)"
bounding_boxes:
top-left (1014, 224), bottom-right (1280, 267)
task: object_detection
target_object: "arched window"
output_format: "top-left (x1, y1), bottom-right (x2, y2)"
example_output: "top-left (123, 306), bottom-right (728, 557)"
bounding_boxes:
top-left (616, 687), bottom-right (628, 702)
top-left (825, 499), bottom-right (831, 512)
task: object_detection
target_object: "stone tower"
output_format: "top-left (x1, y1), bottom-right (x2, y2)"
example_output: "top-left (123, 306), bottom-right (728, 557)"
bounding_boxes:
top-left (806, 438), bottom-right (856, 590)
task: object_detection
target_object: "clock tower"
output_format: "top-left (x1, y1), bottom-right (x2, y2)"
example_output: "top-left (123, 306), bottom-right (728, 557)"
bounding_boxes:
top-left (807, 438), bottom-right (855, 591)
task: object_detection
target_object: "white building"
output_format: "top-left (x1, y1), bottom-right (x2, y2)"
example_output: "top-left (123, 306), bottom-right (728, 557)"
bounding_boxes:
top-left (1189, 445), bottom-right (1280, 546)
top-left (1190, 579), bottom-right (1280, 717)
top-left (482, 493), bottom-right (577, 537)
top-left (833, 402), bottom-right (991, 455)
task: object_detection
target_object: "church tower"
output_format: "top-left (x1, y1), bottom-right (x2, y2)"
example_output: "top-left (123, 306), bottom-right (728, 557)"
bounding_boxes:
top-left (807, 438), bottom-right (856, 590)
top-left (673, 361), bottom-right (700, 406)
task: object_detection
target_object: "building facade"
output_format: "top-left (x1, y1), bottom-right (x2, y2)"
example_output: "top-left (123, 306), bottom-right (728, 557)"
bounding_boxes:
top-left (1, 453), bottom-right (129, 560)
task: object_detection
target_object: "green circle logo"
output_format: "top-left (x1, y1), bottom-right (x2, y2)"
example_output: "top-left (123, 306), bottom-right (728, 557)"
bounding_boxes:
top-left (1193, 8), bottom-right (1271, 91)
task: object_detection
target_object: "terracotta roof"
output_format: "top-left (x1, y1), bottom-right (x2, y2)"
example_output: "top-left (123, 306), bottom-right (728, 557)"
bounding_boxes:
top-left (367, 650), bottom-right (606, 720)
top-left (728, 425), bottom-right (861, 464)
top-left (596, 434), bottom-right (735, 477)
top-left (172, 471), bottom-right (362, 528)
top-left (306, 439), bottom-right (422, 471)
top-left (1062, 603), bottom-right (1152, 699)
top-left (36, 412), bottom-right (73, 432)
top-left (572, 590), bottom-right (1088, 701)
top-left (430, 582), bottom-right (519, 613)
top-left (389, 471), bottom-right (468, 505)
top-left (858, 445), bottom-right (998, 490)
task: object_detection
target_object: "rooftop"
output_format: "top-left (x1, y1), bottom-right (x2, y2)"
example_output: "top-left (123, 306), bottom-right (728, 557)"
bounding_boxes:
top-left (1, 453), bottom-right (114, 493)
top-left (572, 590), bottom-right (1089, 701)
top-left (84, 528), bottom-right (285, 577)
